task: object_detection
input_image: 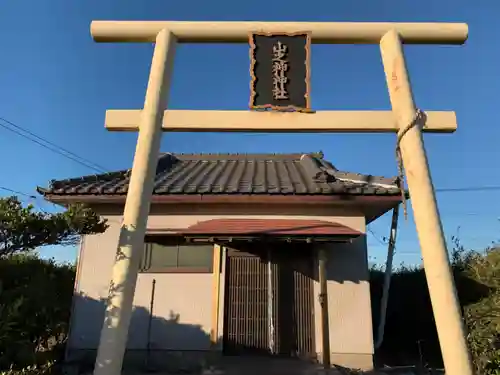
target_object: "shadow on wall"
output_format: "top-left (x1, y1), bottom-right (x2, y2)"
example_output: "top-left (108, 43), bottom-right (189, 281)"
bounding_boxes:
top-left (68, 291), bottom-right (220, 373)
top-left (228, 238), bottom-right (369, 285)
top-left (332, 236), bottom-right (369, 284)
top-left (316, 236), bottom-right (370, 284)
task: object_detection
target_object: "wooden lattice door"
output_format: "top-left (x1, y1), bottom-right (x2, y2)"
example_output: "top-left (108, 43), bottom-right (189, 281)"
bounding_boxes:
top-left (223, 244), bottom-right (315, 359)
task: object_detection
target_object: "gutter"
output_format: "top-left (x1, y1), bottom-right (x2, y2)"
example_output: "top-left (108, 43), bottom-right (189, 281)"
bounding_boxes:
top-left (374, 204), bottom-right (400, 350)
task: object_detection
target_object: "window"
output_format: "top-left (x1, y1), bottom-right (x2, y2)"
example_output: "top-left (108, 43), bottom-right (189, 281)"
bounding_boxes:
top-left (139, 236), bottom-right (214, 273)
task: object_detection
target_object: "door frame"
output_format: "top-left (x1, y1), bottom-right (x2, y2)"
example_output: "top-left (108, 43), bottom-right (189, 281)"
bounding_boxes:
top-left (221, 243), bottom-right (316, 359)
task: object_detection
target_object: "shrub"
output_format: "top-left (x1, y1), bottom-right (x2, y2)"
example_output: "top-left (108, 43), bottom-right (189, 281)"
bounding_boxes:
top-left (462, 247), bottom-right (500, 374)
top-left (371, 239), bottom-right (500, 374)
top-left (0, 362), bottom-right (55, 375)
top-left (0, 254), bottom-right (75, 370)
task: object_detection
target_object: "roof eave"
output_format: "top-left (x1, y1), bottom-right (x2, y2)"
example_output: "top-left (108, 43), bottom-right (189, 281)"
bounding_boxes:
top-left (36, 186), bottom-right (49, 195)
top-left (40, 193), bottom-right (404, 206)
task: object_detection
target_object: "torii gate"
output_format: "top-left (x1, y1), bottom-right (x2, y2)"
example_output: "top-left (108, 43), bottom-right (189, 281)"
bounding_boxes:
top-left (90, 21), bottom-right (473, 375)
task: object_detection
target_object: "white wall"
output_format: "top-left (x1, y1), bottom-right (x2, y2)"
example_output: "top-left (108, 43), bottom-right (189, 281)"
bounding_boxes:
top-left (313, 236), bottom-right (374, 356)
top-left (69, 225), bottom-right (214, 350)
top-left (68, 204), bottom-right (372, 359)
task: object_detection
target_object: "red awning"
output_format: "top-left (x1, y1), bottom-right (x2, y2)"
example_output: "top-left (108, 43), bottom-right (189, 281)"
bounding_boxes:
top-left (176, 218), bottom-right (361, 237)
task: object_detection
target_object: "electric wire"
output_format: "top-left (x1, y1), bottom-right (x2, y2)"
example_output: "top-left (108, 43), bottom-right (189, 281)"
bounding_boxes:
top-left (0, 117), bottom-right (109, 174)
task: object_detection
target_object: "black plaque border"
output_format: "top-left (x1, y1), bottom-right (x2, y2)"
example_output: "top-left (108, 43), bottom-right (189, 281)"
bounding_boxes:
top-left (249, 31), bottom-right (312, 112)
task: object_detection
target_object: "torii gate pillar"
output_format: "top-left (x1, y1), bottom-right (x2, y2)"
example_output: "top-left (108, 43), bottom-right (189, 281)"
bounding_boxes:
top-left (91, 28), bottom-right (176, 375)
top-left (89, 21), bottom-right (473, 375)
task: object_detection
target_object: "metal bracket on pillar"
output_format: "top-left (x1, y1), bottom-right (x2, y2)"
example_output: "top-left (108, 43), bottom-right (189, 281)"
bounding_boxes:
top-left (318, 292), bottom-right (327, 307)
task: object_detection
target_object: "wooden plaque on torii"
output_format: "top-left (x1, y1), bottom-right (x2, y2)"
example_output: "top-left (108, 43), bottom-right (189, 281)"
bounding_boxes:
top-left (89, 20), bottom-right (473, 375)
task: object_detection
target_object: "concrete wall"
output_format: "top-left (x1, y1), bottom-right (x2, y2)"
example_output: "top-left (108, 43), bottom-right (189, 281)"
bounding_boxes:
top-left (67, 203), bottom-right (373, 370)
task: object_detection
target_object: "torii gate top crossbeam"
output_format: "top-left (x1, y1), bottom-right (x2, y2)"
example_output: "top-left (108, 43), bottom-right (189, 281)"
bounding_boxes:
top-left (90, 21), bottom-right (474, 375)
top-left (90, 21), bottom-right (468, 44)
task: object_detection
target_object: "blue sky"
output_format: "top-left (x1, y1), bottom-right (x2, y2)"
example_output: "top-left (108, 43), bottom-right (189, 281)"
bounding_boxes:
top-left (0, 0), bottom-right (499, 265)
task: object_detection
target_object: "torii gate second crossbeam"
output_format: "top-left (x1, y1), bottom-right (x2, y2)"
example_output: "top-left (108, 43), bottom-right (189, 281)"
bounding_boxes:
top-left (89, 21), bottom-right (473, 375)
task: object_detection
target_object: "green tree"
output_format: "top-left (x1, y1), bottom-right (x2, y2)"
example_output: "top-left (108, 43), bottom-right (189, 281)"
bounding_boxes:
top-left (0, 196), bottom-right (108, 257)
top-left (0, 195), bottom-right (107, 370)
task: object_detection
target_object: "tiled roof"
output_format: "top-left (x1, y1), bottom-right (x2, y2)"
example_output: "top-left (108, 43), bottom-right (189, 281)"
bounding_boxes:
top-left (175, 219), bottom-right (362, 237)
top-left (38, 152), bottom-right (401, 197)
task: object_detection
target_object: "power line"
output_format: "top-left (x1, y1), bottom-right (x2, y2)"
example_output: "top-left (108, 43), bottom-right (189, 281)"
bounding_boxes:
top-left (0, 186), bottom-right (54, 214)
top-left (0, 116), bottom-right (109, 174)
top-left (367, 228), bottom-right (388, 246)
top-left (0, 186), bottom-right (36, 199)
top-left (2, 116), bottom-right (500, 192)
top-left (0, 182), bottom-right (414, 253)
top-left (368, 222), bottom-right (499, 256)
top-left (436, 186), bottom-right (500, 193)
